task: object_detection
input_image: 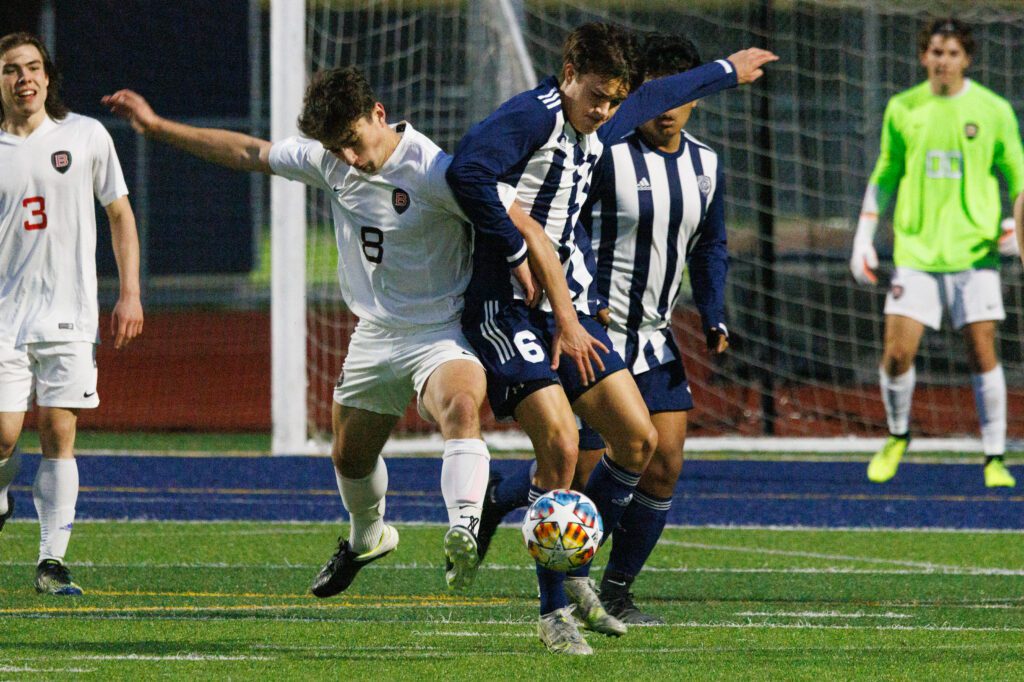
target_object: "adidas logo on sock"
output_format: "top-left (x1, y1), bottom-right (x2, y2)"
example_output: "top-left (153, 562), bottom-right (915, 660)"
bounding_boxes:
top-left (636, 177), bottom-right (652, 191)
top-left (611, 493), bottom-right (634, 507)
top-left (59, 523), bottom-right (74, 531)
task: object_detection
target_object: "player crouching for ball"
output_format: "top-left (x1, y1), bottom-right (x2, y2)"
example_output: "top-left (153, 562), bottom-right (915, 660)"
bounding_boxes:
top-left (0, 32), bottom-right (144, 595)
top-left (104, 68), bottom-right (530, 595)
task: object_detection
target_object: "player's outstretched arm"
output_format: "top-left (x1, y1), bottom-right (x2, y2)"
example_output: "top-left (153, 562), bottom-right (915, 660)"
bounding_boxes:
top-left (103, 89), bottom-right (273, 174)
top-left (105, 196), bottom-right (144, 349)
top-left (508, 204), bottom-right (607, 384)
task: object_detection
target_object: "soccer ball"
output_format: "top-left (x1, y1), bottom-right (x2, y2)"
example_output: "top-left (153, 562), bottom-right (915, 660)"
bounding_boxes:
top-left (521, 489), bottom-right (603, 572)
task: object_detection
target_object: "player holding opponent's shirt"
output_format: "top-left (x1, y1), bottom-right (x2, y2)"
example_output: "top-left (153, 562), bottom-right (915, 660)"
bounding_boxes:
top-left (447, 22), bottom-right (775, 654)
top-left (0, 32), bottom-right (144, 596)
top-left (105, 67), bottom-right (521, 595)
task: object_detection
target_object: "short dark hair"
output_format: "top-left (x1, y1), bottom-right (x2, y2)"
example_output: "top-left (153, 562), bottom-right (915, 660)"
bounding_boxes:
top-left (0, 31), bottom-right (69, 123)
top-left (918, 17), bottom-right (974, 58)
top-left (562, 22), bottom-right (641, 91)
top-left (297, 66), bottom-right (377, 142)
top-left (642, 34), bottom-right (703, 80)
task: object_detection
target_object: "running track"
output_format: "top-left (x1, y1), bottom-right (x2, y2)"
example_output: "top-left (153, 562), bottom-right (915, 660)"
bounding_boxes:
top-left (6, 455), bottom-right (1022, 529)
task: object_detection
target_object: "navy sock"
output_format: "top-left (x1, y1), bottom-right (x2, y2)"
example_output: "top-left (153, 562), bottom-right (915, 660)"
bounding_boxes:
top-left (491, 461), bottom-right (534, 517)
top-left (568, 455), bottom-right (641, 579)
top-left (529, 484), bottom-right (569, 614)
top-left (605, 487), bottom-right (671, 579)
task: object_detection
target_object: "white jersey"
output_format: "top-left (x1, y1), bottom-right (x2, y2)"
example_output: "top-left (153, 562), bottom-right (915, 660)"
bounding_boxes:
top-left (269, 122), bottom-right (475, 330)
top-left (0, 114), bottom-right (128, 348)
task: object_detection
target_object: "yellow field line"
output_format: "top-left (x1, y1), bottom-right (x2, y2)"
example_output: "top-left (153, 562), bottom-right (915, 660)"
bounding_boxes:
top-left (0, 589), bottom-right (506, 601)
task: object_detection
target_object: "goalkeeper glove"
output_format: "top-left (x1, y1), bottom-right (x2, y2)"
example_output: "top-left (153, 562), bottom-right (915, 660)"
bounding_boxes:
top-left (998, 217), bottom-right (1020, 257)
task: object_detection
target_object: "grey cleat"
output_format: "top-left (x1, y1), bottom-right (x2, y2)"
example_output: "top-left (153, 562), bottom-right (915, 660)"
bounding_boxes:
top-left (565, 576), bottom-right (627, 636)
top-left (538, 605), bottom-right (593, 655)
top-left (443, 525), bottom-right (480, 591)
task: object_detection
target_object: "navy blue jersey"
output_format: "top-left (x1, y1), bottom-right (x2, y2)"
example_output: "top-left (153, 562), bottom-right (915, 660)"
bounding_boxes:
top-left (581, 130), bottom-right (727, 373)
top-left (446, 61), bottom-right (737, 315)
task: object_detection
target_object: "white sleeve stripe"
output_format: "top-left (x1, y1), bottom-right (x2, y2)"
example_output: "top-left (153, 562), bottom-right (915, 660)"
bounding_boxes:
top-left (506, 242), bottom-right (528, 263)
top-left (716, 59), bottom-right (734, 75)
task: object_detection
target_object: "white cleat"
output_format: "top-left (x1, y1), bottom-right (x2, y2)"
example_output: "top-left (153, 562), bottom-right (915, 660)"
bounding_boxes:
top-left (444, 525), bottom-right (480, 591)
top-left (565, 576), bottom-right (627, 636)
top-left (538, 606), bottom-right (593, 655)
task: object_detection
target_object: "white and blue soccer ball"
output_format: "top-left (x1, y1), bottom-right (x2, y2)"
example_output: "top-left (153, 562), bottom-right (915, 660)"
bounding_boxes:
top-left (521, 489), bottom-right (603, 572)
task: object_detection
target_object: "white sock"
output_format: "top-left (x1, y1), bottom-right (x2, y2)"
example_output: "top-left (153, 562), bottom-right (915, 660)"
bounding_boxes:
top-left (33, 458), bottom-right (79, 564)
top-left (440, 438), bottom-right (491, 533)
top-left (972, 365), bottom-right (1006, 456)
top-left (880, 366), bottom-right (915, 435)
top-left (0, 448), bottom-right (21, 514)
top-left (337, 457), bottom-right (388, 554)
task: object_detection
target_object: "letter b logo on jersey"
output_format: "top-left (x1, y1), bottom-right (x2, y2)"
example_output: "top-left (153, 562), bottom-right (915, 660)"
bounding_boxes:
top-left (392, 188), bottom-right (410, 214)
top-left (51, 151), bottom-right (72, 174)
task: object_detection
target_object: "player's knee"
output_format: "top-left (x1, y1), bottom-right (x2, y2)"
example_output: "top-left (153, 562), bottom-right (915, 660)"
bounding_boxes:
top-left (536, 428), bottom-right (579, 484)
top-left (881, 349), bottom-right (914, 376)
top-left (607, 422), bottom-right (658, 472)
top-left (437, 391), bottom-right (481, 433)
top-left (0, 440), bottom-right (15, 460)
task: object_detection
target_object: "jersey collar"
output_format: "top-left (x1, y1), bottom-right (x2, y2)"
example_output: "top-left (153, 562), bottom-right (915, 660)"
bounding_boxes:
top-left (0, 114), bottom-right (59, 144)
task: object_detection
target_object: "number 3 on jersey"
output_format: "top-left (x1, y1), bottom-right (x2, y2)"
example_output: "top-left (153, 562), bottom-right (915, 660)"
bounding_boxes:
top-left (360, 226), bottom-right (384, 264)
top-left (22, 196), bottom-right (47, 231)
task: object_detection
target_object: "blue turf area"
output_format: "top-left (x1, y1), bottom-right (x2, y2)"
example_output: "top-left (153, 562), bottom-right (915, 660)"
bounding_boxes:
top-left (7, 454), bottom-right (1022, 529)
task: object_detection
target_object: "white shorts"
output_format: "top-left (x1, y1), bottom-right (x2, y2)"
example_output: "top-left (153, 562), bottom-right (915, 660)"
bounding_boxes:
top-left (0, 341), bottom-right (99, 412)
top-left (884, 267), bottom-right (1005, 331)
top-left (333, 320), bottom-right (482, 422)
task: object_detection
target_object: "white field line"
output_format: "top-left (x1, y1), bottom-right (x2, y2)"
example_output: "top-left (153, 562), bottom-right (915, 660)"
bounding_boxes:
top-left (1, 559), bottom-right (1023, 578)
top-left (659, 540), bottom-right (1024, 575)
top-left (8, 654), bottom-right (271, 662)
top-left (735, 611), bottom-right (912, 619)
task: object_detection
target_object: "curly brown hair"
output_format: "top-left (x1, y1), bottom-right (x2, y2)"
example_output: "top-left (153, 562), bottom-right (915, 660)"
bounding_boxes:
top-left (0, 32), bottom-right (69, 123)
top-left (297, 66), bottom-right (377, 142)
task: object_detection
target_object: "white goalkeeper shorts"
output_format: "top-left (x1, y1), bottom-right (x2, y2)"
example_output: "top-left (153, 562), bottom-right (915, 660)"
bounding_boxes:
top-left (0, 341), bottom-right (99, 412)
top-left (884, 267), bottom-right (1005, 331)
top-left (333, 319), bottom-right (482, 422)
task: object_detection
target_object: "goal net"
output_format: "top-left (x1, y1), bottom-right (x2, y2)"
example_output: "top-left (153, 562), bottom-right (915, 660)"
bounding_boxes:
top-left (283, 0), bottom-right (1024, 453)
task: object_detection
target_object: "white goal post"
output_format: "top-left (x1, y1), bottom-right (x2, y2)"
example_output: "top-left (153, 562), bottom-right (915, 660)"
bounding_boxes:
top-left (272, 0), bottom-right (1024, 456)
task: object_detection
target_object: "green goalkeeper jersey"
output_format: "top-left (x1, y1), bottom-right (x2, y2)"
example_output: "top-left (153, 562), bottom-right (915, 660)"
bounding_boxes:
top-left (869, 79), bottom-right (1024, 272)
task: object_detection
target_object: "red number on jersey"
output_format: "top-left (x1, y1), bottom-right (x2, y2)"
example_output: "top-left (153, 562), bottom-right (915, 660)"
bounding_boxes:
top-left (22, 196), bottom-right (47, 231)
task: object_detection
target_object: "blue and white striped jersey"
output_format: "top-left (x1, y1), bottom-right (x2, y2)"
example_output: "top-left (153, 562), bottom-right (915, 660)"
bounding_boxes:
top-left (446, 61), bottom-right (737, 315)
top-left (581, 130), bottom-right (728, 374)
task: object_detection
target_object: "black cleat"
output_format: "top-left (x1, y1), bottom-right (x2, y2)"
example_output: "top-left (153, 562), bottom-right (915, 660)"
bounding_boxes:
top-left (475, 473), bottom-right (505, 562)
top-left (310, 524), bottom-right (399, 598)
top-left (599, 578), bottom-right (664, 625)
top-left (35, 559), bottom-right (84, 596)
top-left (0, 492), bottom-right (13, 535)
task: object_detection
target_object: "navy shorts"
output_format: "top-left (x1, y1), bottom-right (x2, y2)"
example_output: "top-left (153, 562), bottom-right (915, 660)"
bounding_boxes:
top-left (578, 355), bottom-right (693, 451)
top-left (462, 300), bottom-right (627, 420)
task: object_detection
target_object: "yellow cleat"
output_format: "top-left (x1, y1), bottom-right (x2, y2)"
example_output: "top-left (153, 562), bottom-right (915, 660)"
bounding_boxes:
top-left (984, 459), bottom-right (1016, 488)
top-left (867, 435), bottom-right (909, 483)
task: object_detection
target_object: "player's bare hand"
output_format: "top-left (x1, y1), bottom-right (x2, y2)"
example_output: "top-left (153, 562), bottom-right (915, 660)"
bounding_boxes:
top-left (102, 89), bottom-right (160, 135)
top-left (727, 48), bottom-right (779, 84)
top-left (705, 324), bottom-right (730, 356)
top-left (596, 308), bottom-right (611, 328)
top-left (111, 296), bottom-right (144, 349)
top-left (512, 260), bottom-right (541, 307)
top-left (551, 316), bottom-right (607, 385)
